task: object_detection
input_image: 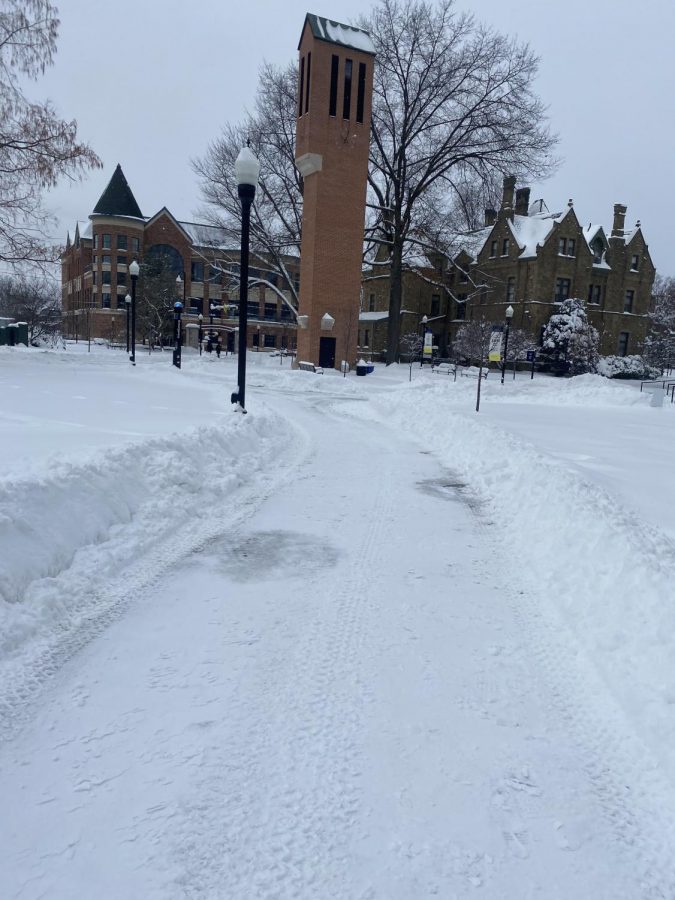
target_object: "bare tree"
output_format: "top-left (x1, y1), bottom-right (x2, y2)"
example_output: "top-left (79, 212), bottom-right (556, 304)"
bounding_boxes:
top-left (400, 331), bottom-right (423, 380)
top-left (505, 326), bottom-right (536, 379)
top-left (192, 62), bottom-right (301, 308)
top-left (0, 272), bottom-right (60, 341)
top-left (360, 0), bottom-right (557, 363)
top-left (644, 275), bottom-right (675, 371)
top-left (0, 0), bottom-right (101, 267)
top-left (453, 317), bottom-right (494, 411)
top-left (137, 253), bottom-right (178, 349)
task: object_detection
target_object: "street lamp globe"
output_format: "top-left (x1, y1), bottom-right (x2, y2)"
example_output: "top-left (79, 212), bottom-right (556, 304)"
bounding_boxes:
top-left (129, 259), bottom-right (140, 278)
top-left (505, 304), bottom-right (514, 319)
top-left (422, 315), bottom-right (428, 325)
top-left (125, 294), bottom-right (131, 306)
top-left (234, 146), bottom-right (261, 189)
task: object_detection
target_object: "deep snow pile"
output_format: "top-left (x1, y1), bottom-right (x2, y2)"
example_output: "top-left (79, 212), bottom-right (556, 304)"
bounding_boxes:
top-left (359, 376), bottom-right (675, 776)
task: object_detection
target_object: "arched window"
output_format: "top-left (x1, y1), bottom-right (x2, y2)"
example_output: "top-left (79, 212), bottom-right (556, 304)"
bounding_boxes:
top-left (146, 244), bottom-right (184, 275)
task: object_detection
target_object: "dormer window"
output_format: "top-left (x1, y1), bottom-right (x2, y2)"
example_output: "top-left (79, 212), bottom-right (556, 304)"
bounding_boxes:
top-left (501, 238), bottom-right (509, 256)
top-left (630, 254), bottom-right (639, 271)
top-left (490, 240), bottom-right (497, 258)
top-left (592, 241), bottom-right (603, 264)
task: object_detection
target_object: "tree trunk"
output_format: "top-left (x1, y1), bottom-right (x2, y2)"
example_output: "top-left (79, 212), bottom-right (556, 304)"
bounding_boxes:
top-left (476, 364), bottom-right (483, 412)
top-left (386, 238), bottom-right (403, 366)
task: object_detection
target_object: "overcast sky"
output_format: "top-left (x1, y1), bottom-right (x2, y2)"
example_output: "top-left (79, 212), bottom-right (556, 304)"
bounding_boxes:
top-left (43, 0), bottom-right (674, 274)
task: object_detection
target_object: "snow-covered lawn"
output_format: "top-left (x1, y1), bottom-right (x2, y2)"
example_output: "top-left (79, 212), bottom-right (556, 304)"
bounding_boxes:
top-left (2, 344), bottom-right (675, 897)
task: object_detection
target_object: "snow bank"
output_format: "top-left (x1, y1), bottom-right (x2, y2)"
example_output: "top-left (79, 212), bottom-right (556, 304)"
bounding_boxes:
top-left (365, 384), bottom-right (675, 775)
top-left (0, 412), bottom-right (293, 662)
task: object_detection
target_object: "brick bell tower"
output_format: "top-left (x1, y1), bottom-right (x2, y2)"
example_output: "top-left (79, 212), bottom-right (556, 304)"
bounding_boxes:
top-left (295, 14), bottom-right (375, 370)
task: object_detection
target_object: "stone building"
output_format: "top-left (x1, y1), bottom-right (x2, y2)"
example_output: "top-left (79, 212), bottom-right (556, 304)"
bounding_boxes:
top-left (360, 176), bottom-right (656, 361)
top-left (61, 164), bottom-right (300, 352)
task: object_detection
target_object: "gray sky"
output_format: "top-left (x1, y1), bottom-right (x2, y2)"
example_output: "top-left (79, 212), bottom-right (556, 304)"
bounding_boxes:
top-left (44, 0), bottom-right (674, 274)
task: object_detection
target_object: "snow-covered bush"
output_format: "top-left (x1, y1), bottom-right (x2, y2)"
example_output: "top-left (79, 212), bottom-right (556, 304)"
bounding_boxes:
top-left (597, 355), bottom-right (660, 380)
top-left (540, 298), bottom-right (599, 376)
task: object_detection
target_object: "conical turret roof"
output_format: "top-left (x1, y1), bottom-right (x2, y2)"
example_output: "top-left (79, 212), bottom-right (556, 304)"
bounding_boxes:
top-left (92, 164), bottom-right (143, 218)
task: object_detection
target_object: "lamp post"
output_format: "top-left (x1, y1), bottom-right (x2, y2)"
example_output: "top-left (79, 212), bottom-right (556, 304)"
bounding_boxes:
top-left (125, 293), bottom-right (131, 353)
top-left (256, 324), bottom-right (261, 352)
top-left (231, 145), bottom-right (260, 412)
top-left (129, 259), bottom-right (139, 365)
top-left (198, 313), bottom-right (203, 356)
top-left (420, 314), bottom-right (428, 367)
top-left (500, 304), bottom-right (514, 384)
top-left (173, 300), bottom-right (183, 369)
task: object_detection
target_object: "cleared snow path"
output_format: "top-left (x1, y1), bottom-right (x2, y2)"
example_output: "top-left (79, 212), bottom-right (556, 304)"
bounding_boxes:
top-left (2, 388), bottom-right (674, 898)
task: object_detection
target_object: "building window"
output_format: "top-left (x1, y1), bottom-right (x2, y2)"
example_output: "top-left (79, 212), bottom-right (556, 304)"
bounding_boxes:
top-left (459, 270), bottom-right (468, 283)
top-left (264, 302), bottom-right (276, 320)
top-left (102, 254), bottom-right (111, 265)
top-left (506, 276), bottom-right (515, 302)
top-left (92, 254), bottom-right (97, 264)
top-left (247, 301), bottom-right (259, 318)
top-left (117, 272), bottom-right (126, 286)
top-left (117, 255), bottom-right (126, 265)
top-left (102, 271), bottom-right (111, 285)
top-left (92, 271), bottom-right (97, 285)
top-left (280, 304), bottom-right (292, 320)
top-left (117, 234), bottom-right (127, 250)
top-left (624, 289), bottom-right (634, 313)
top-left (131, 237), bottom-right (140, 253)
top-left (501, 238), bottom-right (509, 256)
top-left (343, 58), bottom-right (352, 119)
top-left (102, 234), bottom-right (111, 249)
top-left (555, 278), bottom-right (570, 302)
top-left (592, 240), bottom-right (603, 264)
top-left (368, 292), bottom-right (375, 312)
top-left (116, 295), bottom-right (126, 309)
top-left (191, 261), bottom-right (204, 282)
top-left (558, 237), bottom-right (576, 257)
top-left (431, 294), bottom-right (440, 317)
top-left (264, 333), bottom-right (276, 348)
top-left (305, 51), bottom-right (311, 114)
top-left (356, 62), bottom-right (366, 123)
top-left (93, 234), bottom-right (99, 249)
top-left (631, 254), bottom-right (639, 271)
top-left (329, 54), bottom-right (339, 117)
top-left (102, 293), bottom-right (111, 308)
top-left (588, 284), bottom-right (602, 305)
top-left (189, 298), bottom-right (203, 315)
top-left (455, 301), bottom-right (466, 320)
top-left (299, 56), bottom-right (305, 116)
top-left (209, 266), bottom-right (220, 283)
top-left (618, 331), bottom-right (630, 356)
top-left (490, 240), bottom-right (497, 258)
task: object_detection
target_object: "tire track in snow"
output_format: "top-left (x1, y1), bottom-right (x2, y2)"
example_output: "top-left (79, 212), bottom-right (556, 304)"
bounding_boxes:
top-left (171, 400), bottom-right (397, 899)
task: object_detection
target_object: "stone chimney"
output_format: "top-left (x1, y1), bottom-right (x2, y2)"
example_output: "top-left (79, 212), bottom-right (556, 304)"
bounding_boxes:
top-left (501, 175), bottom-right (516, 218)
top-left (484, 208), bottom-right (497, 227)
top-left (515, 187), bottom-right (530, 217)
top-left (611, 203), bottom-right (627, 238)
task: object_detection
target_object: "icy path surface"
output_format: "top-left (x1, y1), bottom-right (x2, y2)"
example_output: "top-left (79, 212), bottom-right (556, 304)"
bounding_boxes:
top-left (2, 389), bottom-right (674, 898)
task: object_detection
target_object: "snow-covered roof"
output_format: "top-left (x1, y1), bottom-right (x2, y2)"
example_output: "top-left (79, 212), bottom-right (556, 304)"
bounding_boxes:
top-left (179, 221), bottom-right (231, 249)
top-left (78, 220), bottom-right (92, 240)
top-left (508, 210), bottom-right (563, 259)
top-left (304, 13), bottom-right (375, 54)
top-left (623, 226), bottom-right (642, 245)
top-left (453, 227), bottom-right (492, 260)
top-left (359, 311), bottom-right (389, 322)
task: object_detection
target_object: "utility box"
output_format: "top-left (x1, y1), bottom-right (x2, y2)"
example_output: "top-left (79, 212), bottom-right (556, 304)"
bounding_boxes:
top-left (16, 322), bottom-right (29, 345)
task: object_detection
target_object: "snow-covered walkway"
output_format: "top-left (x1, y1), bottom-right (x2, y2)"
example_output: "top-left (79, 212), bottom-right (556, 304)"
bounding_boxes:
top-left (3, 380), bottom-right (674, 898)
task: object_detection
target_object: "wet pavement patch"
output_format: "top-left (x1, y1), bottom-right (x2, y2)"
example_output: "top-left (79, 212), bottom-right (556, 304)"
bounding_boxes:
top-left (211, 530), bottom-right (340, 582)
top-left (417, 478), bottom-right (487, 517)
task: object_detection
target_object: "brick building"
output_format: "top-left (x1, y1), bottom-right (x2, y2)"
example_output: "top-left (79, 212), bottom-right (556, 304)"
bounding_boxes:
top-left (61, 164), bottom-right (300, 352)
top-left (360, 176), bottom-right (656, 361)
top-left (295, 14), bottom-right (374, 369)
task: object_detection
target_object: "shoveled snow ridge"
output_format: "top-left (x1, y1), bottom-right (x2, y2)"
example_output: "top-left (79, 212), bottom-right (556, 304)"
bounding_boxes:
top-left (364, 382), bottom-right (675, 782)
top-left (0, 411), bottom-right (299, 708)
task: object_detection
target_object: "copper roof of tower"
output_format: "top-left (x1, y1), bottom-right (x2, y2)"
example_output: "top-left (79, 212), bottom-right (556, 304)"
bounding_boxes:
top-left (301, 13), bottom-right (375, 54)
top-left (92, 164), bottom-right (143, 219)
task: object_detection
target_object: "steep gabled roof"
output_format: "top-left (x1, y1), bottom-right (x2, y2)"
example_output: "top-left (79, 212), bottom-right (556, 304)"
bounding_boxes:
top-left (301, 13), bottom-right (375, 54)
top-left (92, 164), bottom-right (143, 219)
